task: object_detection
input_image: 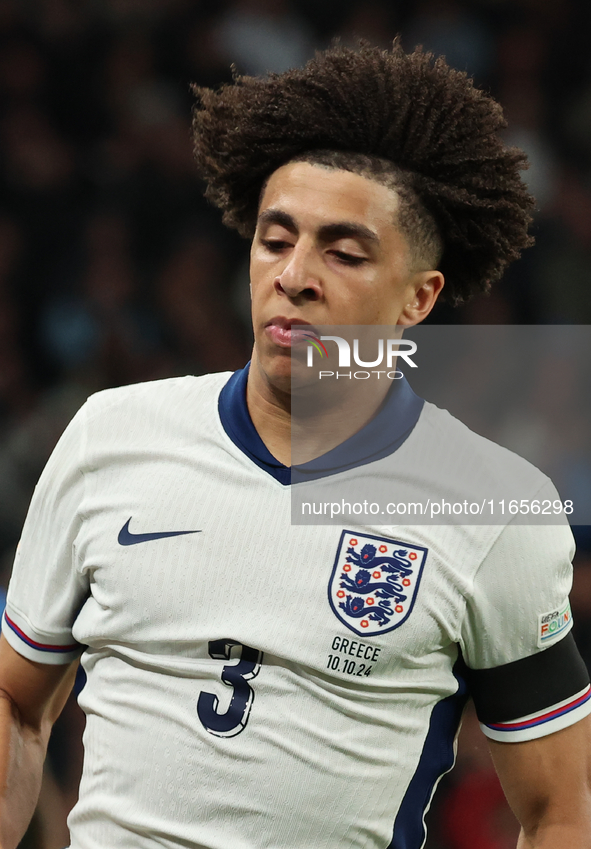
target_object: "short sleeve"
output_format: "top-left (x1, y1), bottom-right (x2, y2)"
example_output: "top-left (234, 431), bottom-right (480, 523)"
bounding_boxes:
top-left (3, 404), bottom-right (90, 665)
top-left (460, 510), bottom-right (591, 742)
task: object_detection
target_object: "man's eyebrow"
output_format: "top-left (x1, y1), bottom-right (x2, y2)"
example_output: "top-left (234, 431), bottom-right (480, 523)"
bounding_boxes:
top-left (317, 222), bottom-right (379, 245)
top-left (257, 209), bottom-right (298, 232)
top-left (257, 210), bottom-right (379, 245)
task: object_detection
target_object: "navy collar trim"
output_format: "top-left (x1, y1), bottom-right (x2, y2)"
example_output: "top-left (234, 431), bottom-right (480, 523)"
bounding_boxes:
top-left (218, 364), bottom-right (424, 486)
top-left (218, 364), bottom-right (291, 485)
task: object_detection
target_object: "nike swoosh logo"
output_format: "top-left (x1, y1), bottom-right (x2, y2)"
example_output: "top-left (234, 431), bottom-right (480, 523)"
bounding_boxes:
top-left (118, 518), bottom-right (202, 546)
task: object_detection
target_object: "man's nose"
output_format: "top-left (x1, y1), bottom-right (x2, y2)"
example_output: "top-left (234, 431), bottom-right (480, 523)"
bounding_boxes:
top-left (274, 243), bottom-right (322, 300)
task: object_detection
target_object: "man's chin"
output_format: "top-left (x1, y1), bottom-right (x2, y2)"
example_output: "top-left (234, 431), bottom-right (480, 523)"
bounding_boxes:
top-left (254, 350), bottom-right (319, 396)
top-left (289, 356), bottom-right (325, 393)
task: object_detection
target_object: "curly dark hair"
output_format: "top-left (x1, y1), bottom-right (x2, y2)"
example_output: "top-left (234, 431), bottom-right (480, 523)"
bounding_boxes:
top-left (191, 41), bottom-right (534, 304)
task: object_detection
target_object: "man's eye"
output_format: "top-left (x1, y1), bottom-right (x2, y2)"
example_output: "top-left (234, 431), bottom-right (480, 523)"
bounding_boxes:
top-left (262, 239), bottom-right (290, 252)
top-left (333, 251), bottom-right (366, 266)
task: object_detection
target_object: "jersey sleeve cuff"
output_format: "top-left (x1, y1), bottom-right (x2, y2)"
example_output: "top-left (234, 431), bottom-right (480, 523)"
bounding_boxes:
top-left (2, 606), bottom-right (82, 665)
top-left (480, 684), bottom-right (591, 743)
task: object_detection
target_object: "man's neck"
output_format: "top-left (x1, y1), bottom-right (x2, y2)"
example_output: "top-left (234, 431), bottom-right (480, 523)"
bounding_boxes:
top-left (246, 357), bottom-right (293, 466)
top-left (246, 353), bottom-right (391, 467)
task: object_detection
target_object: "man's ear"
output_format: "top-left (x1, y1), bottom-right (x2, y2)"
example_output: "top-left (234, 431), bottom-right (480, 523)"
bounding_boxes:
top-left (397, 270), bottom-right (445, 326)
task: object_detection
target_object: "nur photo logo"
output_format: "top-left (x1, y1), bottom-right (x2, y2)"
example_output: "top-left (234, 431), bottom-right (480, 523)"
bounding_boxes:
top-left (304, 334), bottom-right (418, 379)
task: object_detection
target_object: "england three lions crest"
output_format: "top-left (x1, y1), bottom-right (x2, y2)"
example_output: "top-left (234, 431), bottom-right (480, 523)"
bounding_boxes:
top-left (328, 531), bottom-right (428, 637)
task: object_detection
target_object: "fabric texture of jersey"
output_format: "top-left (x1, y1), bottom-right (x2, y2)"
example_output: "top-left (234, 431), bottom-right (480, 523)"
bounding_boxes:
top-left (5, 369), bottom-right (589, 849)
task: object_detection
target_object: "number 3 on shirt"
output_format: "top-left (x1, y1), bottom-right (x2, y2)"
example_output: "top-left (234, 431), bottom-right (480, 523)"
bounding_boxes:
top-left (197, 640), bottom-right (263, 737)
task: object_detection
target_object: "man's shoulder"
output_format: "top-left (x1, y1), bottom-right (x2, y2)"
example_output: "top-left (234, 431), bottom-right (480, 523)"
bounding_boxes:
top-left (78, 372), bottom-right (235, 451)
top-left (415, 400), bottom-right (551, 494)
top-left (85, 372), bottom-right (233, 420)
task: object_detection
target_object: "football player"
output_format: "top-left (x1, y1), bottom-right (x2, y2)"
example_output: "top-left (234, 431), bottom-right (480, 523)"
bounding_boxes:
top-left (1, 42), bottom-right (590, 849)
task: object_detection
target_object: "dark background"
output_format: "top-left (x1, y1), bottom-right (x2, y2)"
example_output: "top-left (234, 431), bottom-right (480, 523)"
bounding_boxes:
top-left (0, 1), bottom-right (590, 846)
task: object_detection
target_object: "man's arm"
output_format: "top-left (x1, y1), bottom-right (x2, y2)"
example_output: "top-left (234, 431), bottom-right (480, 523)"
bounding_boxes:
top-left (489, 715), bottom-right (591, 848)
top-left (0, 633), bottom-right (77, 849)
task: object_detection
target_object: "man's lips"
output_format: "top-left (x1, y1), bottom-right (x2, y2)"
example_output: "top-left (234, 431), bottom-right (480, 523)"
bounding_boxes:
top-left (264, 318), bottom-right (318, 347)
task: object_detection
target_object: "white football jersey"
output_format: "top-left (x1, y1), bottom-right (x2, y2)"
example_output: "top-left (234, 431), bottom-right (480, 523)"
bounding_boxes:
top-left (4, 367), bottom-right (590, 849)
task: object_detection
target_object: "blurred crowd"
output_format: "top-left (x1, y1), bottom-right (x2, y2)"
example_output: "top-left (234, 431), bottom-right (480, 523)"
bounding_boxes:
top-left (0, 0), bottom-right (590, 847)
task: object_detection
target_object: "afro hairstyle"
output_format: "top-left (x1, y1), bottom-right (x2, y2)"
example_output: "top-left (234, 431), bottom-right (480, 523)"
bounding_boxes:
top-left (191, 40), bottom-right (534, 304)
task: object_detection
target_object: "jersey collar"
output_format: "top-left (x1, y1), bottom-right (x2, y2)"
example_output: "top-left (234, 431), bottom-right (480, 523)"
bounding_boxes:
top-left (218, 363), bottom-right (424, 486)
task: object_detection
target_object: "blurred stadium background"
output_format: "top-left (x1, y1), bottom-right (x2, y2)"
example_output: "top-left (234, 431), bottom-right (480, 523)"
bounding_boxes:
top-left (0, 0), bottom-right (590, 846)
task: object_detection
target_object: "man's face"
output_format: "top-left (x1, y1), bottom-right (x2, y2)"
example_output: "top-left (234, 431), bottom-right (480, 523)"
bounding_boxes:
top-left (249, 161), bottom-right (441, 388)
